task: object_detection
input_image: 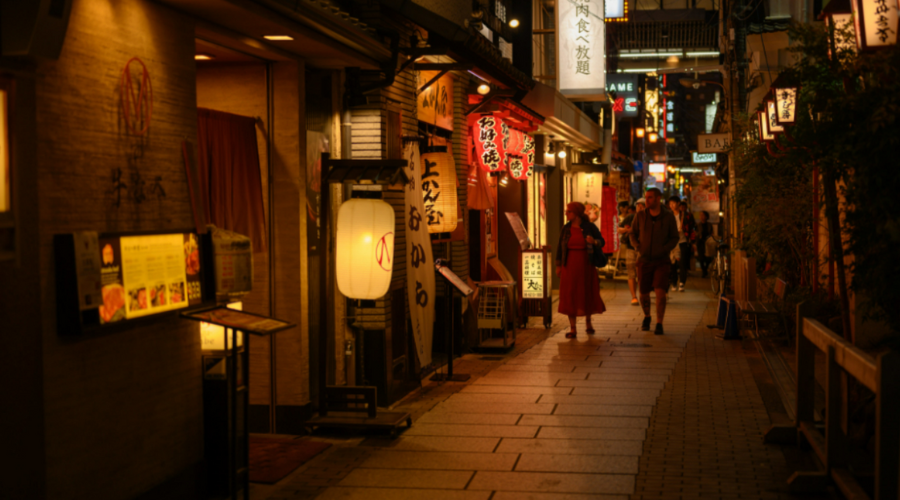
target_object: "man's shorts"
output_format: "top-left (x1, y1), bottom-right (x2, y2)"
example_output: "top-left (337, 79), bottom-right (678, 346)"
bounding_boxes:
top-left (638, 257), bottom-right (671, 295)
top-left (625, 249), bottom-right (637, 279)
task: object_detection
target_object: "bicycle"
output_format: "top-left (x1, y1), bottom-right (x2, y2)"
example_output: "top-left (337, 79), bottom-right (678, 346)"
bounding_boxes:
top-left (708, 238), bottom-right (731, 296)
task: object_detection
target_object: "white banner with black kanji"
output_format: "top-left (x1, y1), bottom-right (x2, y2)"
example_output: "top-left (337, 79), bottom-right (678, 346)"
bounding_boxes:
top-left (403, 142), bottom-right (435, 367)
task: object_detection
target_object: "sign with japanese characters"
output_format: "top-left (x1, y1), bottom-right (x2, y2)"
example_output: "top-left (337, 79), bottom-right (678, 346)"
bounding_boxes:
top-left (572, 172), bottom-right (604, 237)
top-left (403, 141), bottom-right (435, 367)
top-left (852, 0), bottom-right (898, 51)
top-left (417, 70), bottom-right (454, 131)
top-left (766, 101), bottom-right (784, 134)
top-left (522, 251), bottom-right (546, 299)
top-left (473, 113), bottom-right (507, 172)
top-left (507, 129), bottom-right (532, 181)
top-left (558, 0), bottom-right (606, 101)
top-left (420, 151), bottom-right (459, 233)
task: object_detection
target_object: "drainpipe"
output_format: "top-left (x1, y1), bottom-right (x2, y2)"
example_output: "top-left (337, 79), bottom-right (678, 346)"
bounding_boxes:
top-left (601, 103), bottom-right (613, 165)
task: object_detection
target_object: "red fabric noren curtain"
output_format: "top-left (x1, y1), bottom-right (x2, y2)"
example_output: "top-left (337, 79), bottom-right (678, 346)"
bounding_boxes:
top-left (197, 108), bottom-right (267, 253)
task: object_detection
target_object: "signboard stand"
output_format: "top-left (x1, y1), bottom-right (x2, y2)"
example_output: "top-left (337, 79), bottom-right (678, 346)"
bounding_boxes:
top-left (181, 306), bottom-right (295, 500)
top-left (518, 246), bottom-right (553, 329)
top-left (431, 259), bottom-right (474, 382)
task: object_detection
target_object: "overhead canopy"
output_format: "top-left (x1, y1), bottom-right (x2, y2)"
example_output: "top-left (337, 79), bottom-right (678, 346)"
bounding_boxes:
top-left (522, 82), bottom-right (603, 151)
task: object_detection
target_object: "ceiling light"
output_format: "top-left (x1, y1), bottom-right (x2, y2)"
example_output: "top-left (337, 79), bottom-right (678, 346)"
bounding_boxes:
top-left (635, 127), bottom-right (645, 138)
top-left (264, 35), bottom-right (294, 41)
top-left (666, 55), bottom-right (680, 63)
top-left (618, 52), bottom-right (682, 59)
top-left (558, 150), bottom-right (567, 158)
top-left (194, 54), bottom-right (214, 61)
top-left (648, 133), bottom-right (659, 143)
top-left (477, 83), bottom-right (491, 95)
top-left (685, 51), bottom-right (720, 57)
top-left (509, 19), bottom-right (520, 28)
top-left (621, 68), bottom-right (659, 73)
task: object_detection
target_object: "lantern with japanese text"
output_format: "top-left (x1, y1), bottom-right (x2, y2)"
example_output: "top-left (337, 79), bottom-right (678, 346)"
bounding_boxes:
top-left (766, 101), bottom-right (784, 135)
top-left (757, 110), bottom-right (774, 142)
top-left (774, 85), bottom-right (799, 126)
top-left (821, 0), bottom-right (857, 59)
top-left (507, 129), bottom-right (529, 181)
top-left (851, 0), bottom-right (898, 51)
top-left (473, 113), bottom-right (506, 172)
top-left (335, 198), bottom-right (395, 299)
top-left (420, 151), bottom-right (459, 233)
top-left (522, 134), bottom-right (535, 173)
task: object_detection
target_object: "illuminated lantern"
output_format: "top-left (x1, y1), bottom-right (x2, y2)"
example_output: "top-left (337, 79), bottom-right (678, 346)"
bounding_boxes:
top-left (335, 199), bottom-right (395, 299)
top-left (473, 113), bottom-right (506, 172)
top-left (635, 127), bottom-right (645, 138)
top-left (756, 110), bottom-right (774, 142)
top-left (507, 129), bottom-right (530, 181)
top-left (420, 151), bottom-right (459, 233)
top-left (820, 0), bottom-right (857, 59)
top-left (766, 101), bottom-right (784, 135)
top-left (851, 0), bottom-right (898, 51)
top-left (522, 134), bottom-right (535, 175)
top-left (773, 85), bottom-right (799, 126)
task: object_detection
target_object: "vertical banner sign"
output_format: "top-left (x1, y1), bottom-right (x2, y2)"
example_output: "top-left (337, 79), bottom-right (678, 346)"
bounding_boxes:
top-left (522, 251), bottom-right (545, 298)
top-left (601, 185), bottom-right (618, 254)
top-left (573, 172), bottom-right (603, 235)
top-left (691, 175), bottom-right (720, 223)
top-left (522, 134), bottom-right (535, 173)
top-left (473, 114), bottom-right (506, 172)
top-left (558, 0), bottom-right (606, 101)
top-left (403, 142), bottom-right (436, 367)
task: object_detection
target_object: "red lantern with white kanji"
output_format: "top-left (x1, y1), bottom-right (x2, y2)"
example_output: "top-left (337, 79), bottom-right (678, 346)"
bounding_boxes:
top-left (507, 129), bottom-right (528, 180)
top-left (473, 113), bottom-right (506, 172)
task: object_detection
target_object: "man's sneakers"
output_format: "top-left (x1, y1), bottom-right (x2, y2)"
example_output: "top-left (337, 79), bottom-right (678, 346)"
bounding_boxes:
top-left (641, 316), bottom-right (652, 331)
top-left (631, 298), bottom-right (639, 306)
top-left (678, 282), bottom-right (685, 292)
top-left (655, 323), bottom-right (664, 335)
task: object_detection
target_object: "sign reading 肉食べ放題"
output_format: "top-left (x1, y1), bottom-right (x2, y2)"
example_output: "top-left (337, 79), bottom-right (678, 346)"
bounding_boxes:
top-left (558, 0), bottom-right (606, 101)
top-left (522, 251), bottom-right (545, 299)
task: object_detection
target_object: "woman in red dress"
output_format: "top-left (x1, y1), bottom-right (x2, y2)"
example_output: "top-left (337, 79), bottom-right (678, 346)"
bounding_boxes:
top-left (556, 202), bottom-right (606, 338)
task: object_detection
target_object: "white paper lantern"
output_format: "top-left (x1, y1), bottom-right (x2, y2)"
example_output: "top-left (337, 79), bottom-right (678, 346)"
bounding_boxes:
top-left (420, 151), bottom-right (459, 233)
top-left (335, 198), bottom-right (395, 299)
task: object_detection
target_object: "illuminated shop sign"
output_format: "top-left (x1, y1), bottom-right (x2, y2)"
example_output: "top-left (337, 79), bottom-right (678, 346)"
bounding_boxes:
top-left (691, 152), bottom-right (717, 164)
top-left (607, 74), bottom-right (638, 118)
top-left (558, 0), bottom-right (606, 101)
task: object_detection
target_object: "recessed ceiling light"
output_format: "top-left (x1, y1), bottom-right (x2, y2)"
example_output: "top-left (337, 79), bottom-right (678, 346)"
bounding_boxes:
top-left (477, 83), bottom-right (491, 95)
top-left (264, 35), bottom-right (294, 41)
top-left (195, 54), bottom-right (215, 61)
top-left (509, 19), bottom-right (520, 28)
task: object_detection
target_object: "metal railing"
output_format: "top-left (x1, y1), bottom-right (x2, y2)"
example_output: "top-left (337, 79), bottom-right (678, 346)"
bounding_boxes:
top-left (765, 304), bottom-right (900, 499)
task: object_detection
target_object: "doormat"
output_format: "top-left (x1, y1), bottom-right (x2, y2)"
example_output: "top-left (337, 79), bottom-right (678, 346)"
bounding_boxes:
top-left (249, 437), bottom-right (331, 484)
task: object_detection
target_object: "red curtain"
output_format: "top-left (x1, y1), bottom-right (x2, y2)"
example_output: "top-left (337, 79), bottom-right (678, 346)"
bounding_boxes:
top-left (197, 108), bottom-right (266, 252)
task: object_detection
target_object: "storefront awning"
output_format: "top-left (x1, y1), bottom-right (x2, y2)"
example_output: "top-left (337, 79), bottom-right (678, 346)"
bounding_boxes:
top-left (521, 82), bottom-right (603, 151)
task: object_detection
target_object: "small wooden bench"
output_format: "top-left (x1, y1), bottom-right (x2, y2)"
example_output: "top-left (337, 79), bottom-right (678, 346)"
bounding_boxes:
top-left (742, 278), bottom-right (788, 338)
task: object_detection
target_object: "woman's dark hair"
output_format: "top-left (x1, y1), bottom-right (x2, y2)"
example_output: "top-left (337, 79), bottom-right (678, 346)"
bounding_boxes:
top-left (701, 210), bottom-right (709, 218)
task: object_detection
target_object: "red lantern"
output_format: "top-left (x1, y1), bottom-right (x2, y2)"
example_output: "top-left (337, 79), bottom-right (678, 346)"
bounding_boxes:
top-left (473, 113), bottom-right (506, 172)
top-left (507, 129), bottom-right (529, 181)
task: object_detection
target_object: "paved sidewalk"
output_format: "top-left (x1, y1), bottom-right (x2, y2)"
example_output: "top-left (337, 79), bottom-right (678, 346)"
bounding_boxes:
top-left (258, 279), bottom-right (717, 499)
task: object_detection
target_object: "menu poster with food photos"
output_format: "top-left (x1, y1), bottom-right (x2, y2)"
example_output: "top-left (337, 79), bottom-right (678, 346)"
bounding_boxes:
top-left (98, 233), bottom-right (202, 324)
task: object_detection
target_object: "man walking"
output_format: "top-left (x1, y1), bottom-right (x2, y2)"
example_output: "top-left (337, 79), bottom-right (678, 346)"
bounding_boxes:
top-left (617, 201), bottom-right (642, 305)
top-left (630, 188), bottom-right (680, 335)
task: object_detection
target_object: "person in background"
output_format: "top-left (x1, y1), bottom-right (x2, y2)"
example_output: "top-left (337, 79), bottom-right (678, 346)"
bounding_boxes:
top-left (630, 189), bottom-right (679, 335)
top-left (695, 210), bottom-right (714, 278)
top-left (618, 202), bottom-right (639, 305)
top-left (667, 196), bottom-right (686, 291)
top-left (617, 200), bottom-right (629, 221)
top-left (556, 202), bottom-right (607, 339)
top-left (678, 200), bottom-right (696, 287)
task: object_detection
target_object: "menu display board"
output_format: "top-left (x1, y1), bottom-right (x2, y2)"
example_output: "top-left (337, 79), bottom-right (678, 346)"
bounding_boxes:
top-left (98, 233), bottom-right (203, 324)
top-left (522, 251), bottom-right (546, 299)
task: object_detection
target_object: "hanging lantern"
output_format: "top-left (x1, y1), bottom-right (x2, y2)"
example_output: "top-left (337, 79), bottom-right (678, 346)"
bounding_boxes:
top-left (773, 85), bottom-right (799, 126)
top-left (473, 113), bottom-right (506, 172)
top-left (522, 134), bottom-right (535, 176)
top-left (851, 0), bottom-right (898, 51)
top-left (757, 110), bottom-right (774, 142)
top-left (820, 0), bottom-right (857, 59)
top-left (420, 151), bottom-right (460, 233)
top-left (507, 129), bottom-right (529, 181)
top-left (335, 198), bottom-right (395, 300)
top-left (766, 101), bottom-right (784, 135)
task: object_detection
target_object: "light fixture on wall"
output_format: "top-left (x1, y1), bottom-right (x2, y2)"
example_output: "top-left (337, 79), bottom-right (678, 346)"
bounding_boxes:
top-left (635, 127), bottom-right (645, 138)
top-left (509, 18), bottom-right (520, 28)
top-left (500, 174), bottom-right (509, 187)
top-left (264, 35), bottom-right (294, 41)
top-left (557, 149), bottom-right (567, 159)
top-left (194, 54), bottom-right (215, 61)
top-left (648, 132), bottom-right (658, 143)
top-left (477, 83), bottom-right (491, 95)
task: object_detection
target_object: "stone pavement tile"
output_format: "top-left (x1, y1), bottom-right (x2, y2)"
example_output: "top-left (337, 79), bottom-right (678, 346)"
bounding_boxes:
top-left (418, 412), bottom-right (522, 425)
top-left (506, 359), bottom-right (604, 367)
top-left (446, 393), bottom-right (540, 404)
top-left (573, 367), bottom-right (673, 376)
top-left (601, 352), bottom-right (682, 359)
top-left (557, 379), bottom-right (665, 390)
top-left (481, 371), bottom-right (591, 380)
top-left (388, 436), bottom-right (500, 453)
top-left (316, 487), bottom-right (491, 500)
top-left (537, 426), bottom-right (645, 441)
top-left (404, 423), bottom-right (539, 438)
top-left (553, 403), bottom-right (653, 417)
top-left (460, 385), bottom-right (573, 395)
top-left (432, 401), bottom-right (555, 414)
top-left (359, 450), bottom-right (519, 471)
top-left (539, 394), bottom-right (658, 406)
top-left (586, 372), bottom-right (670, 382)
top-left (471, 378), bottom-right (565, 387)
top-left (338, 468), bottom-right (473, 489)
top-left (516, 454), bottom-right (640, 474)
top-left (496, 438), bottom-right (645, 455)
top-left (492, 493), bottom-right (628, 500)
top-left (564, 387), bottom-right (660, 397)
top-left (518, 414), bottom-right (648, 429)
top-left (495, 364), bottom-right (579, 373)
top-left (516, 354), bottom-right (592, 361)
top-left (468, 471), bottom-right (634, 494)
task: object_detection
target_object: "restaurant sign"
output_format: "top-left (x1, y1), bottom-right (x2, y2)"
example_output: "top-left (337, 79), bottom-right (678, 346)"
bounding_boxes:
top-left (418, 70), bottom-right (453, 131)
top-left (558, 0), bottom-right (606, 101)
top-left (691, 152), bottom-right (717, 164)
top-left (697, 133), bottom-right (732, 153)
top-left (522, 251), bottom-right (546, 299)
